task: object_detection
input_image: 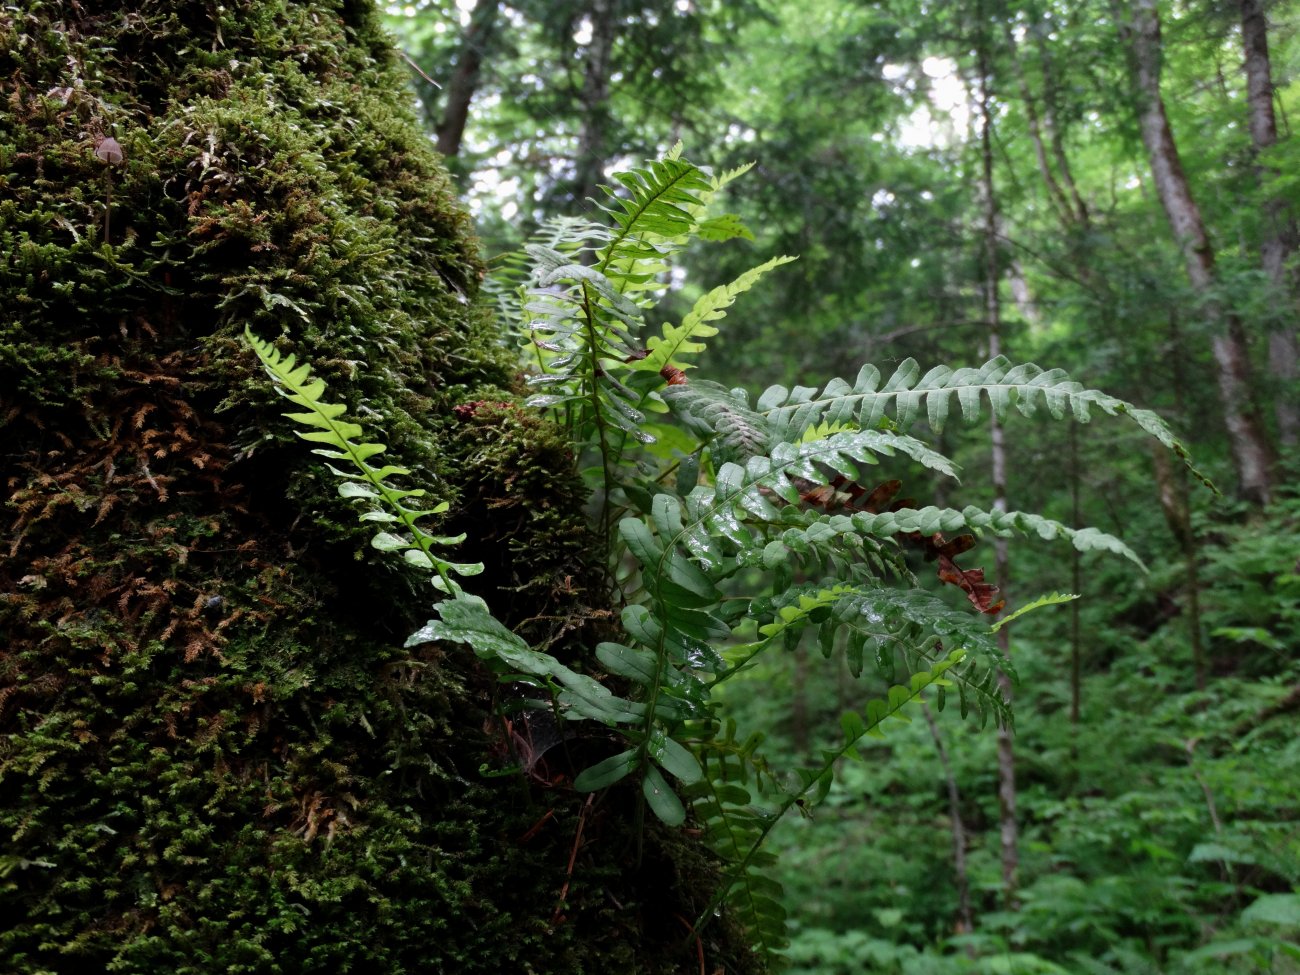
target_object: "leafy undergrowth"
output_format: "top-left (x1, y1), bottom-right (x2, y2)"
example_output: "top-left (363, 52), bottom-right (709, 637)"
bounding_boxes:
top-left (724, 486), bottom-right (1300, 974)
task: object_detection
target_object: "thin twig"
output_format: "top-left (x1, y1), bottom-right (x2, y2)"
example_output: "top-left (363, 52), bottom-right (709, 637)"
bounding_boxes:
top-left (398, 49), bottom-right (442, 89)
top-left (552, 794), bottom-right (593, 925)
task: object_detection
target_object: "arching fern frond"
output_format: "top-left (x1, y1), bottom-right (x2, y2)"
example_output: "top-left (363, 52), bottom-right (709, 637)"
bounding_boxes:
top-left (633, 254), bottom-right (796, 377)
top-left (759, 356), bottom-right (1212, 487)
top-left (244, 328), bottom-right (482, 592)
top-left (691, 654), bottom-right (965, 953)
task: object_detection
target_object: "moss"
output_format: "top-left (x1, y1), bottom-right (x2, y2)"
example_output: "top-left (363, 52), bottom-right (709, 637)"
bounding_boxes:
top-left (0, 2), bottom-right (760, 972)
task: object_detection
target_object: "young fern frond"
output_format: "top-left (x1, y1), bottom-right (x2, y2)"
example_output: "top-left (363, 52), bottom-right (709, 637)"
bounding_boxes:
top-left (632, 254), bottom-right (796, 378)
top-left (243, 327), bottom-right (483, 592)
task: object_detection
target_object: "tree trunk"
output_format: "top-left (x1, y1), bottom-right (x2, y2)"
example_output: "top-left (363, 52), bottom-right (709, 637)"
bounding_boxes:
top-left (574, 0), bottom-right (617, 208)
top-left (1029, 16), bottom-right (1091, 229)
top-left (1006, 23), bottom-right (1073, 228)
top-left (0, 6), bottom-right (754, 972)
top-left (923, 703), bottom-right (974, 937)
top-left (1152, 444), bottom-right (1207, 688)
top-left (1069, 423), bottom-right (1083, 727)
top-left (435, 0), bottom-right (501, 159)
top-left (1240, 0), bottom-right (1300, 448)
top-left (977, 28), bottom-right (1020, 910)
top-left (1123, 0), bottom-right (1276, 504)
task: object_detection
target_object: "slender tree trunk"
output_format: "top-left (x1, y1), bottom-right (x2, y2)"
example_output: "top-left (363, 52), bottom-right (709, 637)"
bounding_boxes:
top-left (1159, 309), bottom-right (1208, 687)
top-left (977, 29), bottom-right (1020, 909)
top-left (1152, 444), bottom-right (1207, 688)
top-left (1122, 0), bottom-right (1276, 504)
top-left (435, 0), bottom-right (500, 159)
top-left (923, 702), bottom-right (974, 937)
top-left (1240, 0), bottom-right (1300, 448)
top-left (574, 0), bottom-right (616, 207)
top-left (1006, 24), bottom-right (1073, 228)
top-left (1069, 423), bottom-right (1083, 727)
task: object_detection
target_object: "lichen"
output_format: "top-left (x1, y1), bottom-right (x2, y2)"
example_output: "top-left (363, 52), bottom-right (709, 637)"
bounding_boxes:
top-left (0, 2), bottom-right (759, 972)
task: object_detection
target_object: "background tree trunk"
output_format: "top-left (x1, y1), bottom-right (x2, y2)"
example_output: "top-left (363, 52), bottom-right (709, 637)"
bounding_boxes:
top-left (436, 0), bottom-right (501, 159)
top-left (574, 0), bottom-right (617, 208)
top-left (1123, 0), bottom-right (1276, 504)
top-left (1240, 0), bottom-right (1300, 449)
top-left (975, 21), bottom-right (1020, 910)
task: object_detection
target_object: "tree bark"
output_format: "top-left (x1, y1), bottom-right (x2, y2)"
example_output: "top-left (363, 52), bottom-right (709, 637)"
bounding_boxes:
top-left (435, 0), bottom-right (501, 159)
top-left (977, 28), bottom-right (1020, 910)
top-left (1240, 0), bottom-right (1300, 448)
top-left (1123, 0), bottom-right (1276, 504)
top-left (923, 702), bottom-right (974, 937)
top-left (573, 0), bottom-right (617, 208)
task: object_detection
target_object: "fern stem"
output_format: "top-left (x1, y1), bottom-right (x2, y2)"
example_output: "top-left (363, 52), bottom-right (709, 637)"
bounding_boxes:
top-left (579, 280), bottom-right (616, 559)
top-left (689, 670), bottom-right (947, 939)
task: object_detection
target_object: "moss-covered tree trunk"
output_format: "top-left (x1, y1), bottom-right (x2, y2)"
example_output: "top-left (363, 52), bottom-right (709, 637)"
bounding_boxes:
top-left (0, 3), bottom-right (757, 971)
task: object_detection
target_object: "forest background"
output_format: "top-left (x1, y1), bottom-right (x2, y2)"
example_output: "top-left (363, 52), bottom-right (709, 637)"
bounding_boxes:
top-left (384, 0), bottom-right (1300, 972)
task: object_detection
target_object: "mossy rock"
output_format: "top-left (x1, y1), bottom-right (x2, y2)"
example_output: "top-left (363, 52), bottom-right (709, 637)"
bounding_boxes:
top-left (0, 3), bottom-right (760, 972)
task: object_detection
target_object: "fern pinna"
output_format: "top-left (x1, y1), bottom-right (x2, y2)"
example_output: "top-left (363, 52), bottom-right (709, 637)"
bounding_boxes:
top-left (246, 149), bottom-right (1202, 964)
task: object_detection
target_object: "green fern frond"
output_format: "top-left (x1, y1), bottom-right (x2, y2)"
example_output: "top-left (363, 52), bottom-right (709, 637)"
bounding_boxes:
top-left (759, 356), bottom-right (1212, 487)
top-left (407, 594), bottom-right (643, 725)
top-left (722, 585), bottom-right (1012, 726)
top-left (633, 254), bottom-right (796, 377)
top-left (660, 381), bottom-right (772, 463)
top-left (991, 591), bottom-right (1080, 632)
top-left (692, 655), bottom-right (963, 947)
top-left (595, 157), bottom-right (711, 274)
top-left (243, 328), bottom-right (482, 592)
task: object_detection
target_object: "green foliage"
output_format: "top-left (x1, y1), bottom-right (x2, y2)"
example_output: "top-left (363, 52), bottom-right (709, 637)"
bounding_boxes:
top-left (490, 149), bottom-right (1192, 959)
top-left (244, 151), bottom-right (1197, 965)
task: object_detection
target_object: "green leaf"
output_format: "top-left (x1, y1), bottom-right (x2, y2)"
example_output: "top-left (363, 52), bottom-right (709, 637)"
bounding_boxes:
top-left (1242, 894), bottom-right (1300, 928)
top-left (650, 733), bottom-right (703, 785)
top-left (695, 213), bottom-right (755, 242)
top-left (370, 532), bottom-right (409, 552)
top-left (596, 642), bottom-right (658, 685)
top-left (574, 750), bottom-right (638, 791)
top-left (991, 592), bottom-right (1080, 632)
top-left (642, 764), bottom-right (686, 826)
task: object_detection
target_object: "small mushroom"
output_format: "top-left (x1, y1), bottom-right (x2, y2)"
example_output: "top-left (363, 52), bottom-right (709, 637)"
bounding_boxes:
top-left (95, 136), bottom-right (124, 166)
top-left (94, 137), bottom-right (124, 243)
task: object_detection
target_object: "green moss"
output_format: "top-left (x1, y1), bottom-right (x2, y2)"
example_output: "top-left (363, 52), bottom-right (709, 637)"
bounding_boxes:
top-left (0, 2), bottom-right (759, 972)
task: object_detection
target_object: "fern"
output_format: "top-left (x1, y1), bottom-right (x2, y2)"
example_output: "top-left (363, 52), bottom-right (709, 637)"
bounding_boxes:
top-left (245, 328), bottom-right (651, 728)
top-left (246, 148), bottom-right (1208, 966)
top-left (690, 653), bottom-right (966, 955)
top-left (632, 253), bottom-right (796, 378)
top-left (243, 327), bottom-right (482, 592)
top-left (757, 356), bottom-right (1212, 488)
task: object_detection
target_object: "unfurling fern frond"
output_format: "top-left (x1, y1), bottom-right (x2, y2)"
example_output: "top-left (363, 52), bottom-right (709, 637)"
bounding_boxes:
top-left (243, 328), bottom-right (482, 592)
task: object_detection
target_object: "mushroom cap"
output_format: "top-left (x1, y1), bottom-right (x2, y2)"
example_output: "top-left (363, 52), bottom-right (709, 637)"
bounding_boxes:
top-left (95, 136), bottom-right (124, 165)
